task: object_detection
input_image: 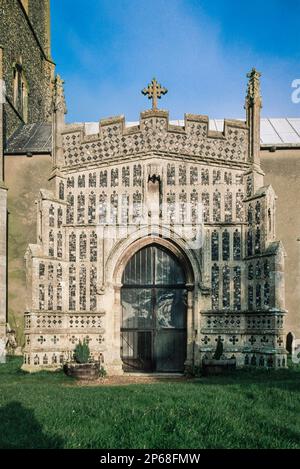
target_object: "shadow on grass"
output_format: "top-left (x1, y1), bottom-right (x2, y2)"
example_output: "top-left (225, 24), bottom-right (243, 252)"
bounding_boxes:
top-left (0, 401), bottom-right (64, 449)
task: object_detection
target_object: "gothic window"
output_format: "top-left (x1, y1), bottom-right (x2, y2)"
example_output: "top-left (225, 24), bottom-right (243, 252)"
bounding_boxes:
top-left (49, 205), bottom-right (55, 227)
top-left (89, 172), bottom-right (96, 188)
top-left (191, 190), bottom-right (198, 225)
top-left (88, 192), bottom-right (96, 224)
top-left (121, 194), bottom-right (129, 224)
top-left (99, 192), bottom-right (107, 224)
top-left (48, 284), bottom-right (54, 311)
top-left (179, 191), bottom-right (187, 224)
top-left (222, 265), bottom-right (230, 309)
top-left (49, 230), bottom-right (54, 257)
top-left (69, 265), bottom-right (76, 311)
top-left (77, 192), bottom-right (85, 224)
top-left (211, 264), bottom-right (219, 310)
top-left (222, 230), bottom-right (230, 261)
top-left (90, 231), bottom-right (97, 262)
top-left (248, 264), bottom-right (254, 280)
top-left (264, 282), bottom-right (270, 307)
top-left (133, 191), bottom-right (142, 223)
top-left (59, 181), bottom-right (65, 200)
top-left (39, 284), bottom-right (45, 310)
top-left (247, 230), bottom-right (253, 256)
top-left (179, 165), bottom-right (187, 185)
top-left (57, 263), bottom-right (62, 281)
top-left (66, 193), bottom-right (74, 224)
top-left (201, 168), bottom-right (209, 185)
top-left (233, 266), bottom-right (241, 311)
top-left (69, 232), bottom-right (76, 262)
top-left (111, 168), bottom-right (119, 187)
top-left (57, 231), bottom-right (62, 258)
top-left (256, 284), bottom-right (261, 309)
top-left (224, 172), bottom-right (232, 185)
top-left (255, 261), bottom-right (262, 279)
top-left (67, 177), bottom-right (74, 188)
top-left (255, 227), bottom-right (261, 254)
top-left (57, 208), bottom-right (63, 228)
top-left (236, 189), bottom-right (244, 222)
top-left (246, 176), bottom-right (252, 197)
top-left (78, 174), bottom-right (85, 188)
top-left (190, 166), bottom-right (198, 185)
top-left (264, 260), bottom-right (270, 278)
top-left (110, 191), bottom-right (118, 223)
top-left (248, 285), bottom-right (253, 311)
top-left (213, 170), bottom-right (221, 185)
top-left (122, 166), bottom-right (130, 187)
top-left (213, 190), bottom-right (221, 222)
top-left (90, 266), bottom-right (97, 311)
top-left (167, 164), bottom-right (176, 185)
top-left (224, 190), bottom-right (232, 222)
top-left (233, 229), bottom-right (241, 260)
top-left (255, 201), bottom-right (261, 224)
top-left (247, 204), bottom-right (253, 224)
top-left (39, 263), bottom-right (45, 279)
top-left (13, 62), bottom-right (28, 121)
top-left (79, 265), bottom-right (87, 311)
top-left (133, 164), bottom-right (142, 186)
top-left (100, 170), bottom-right (107, 187)
top-left (57, 283), bottom-right (62, 311)
top-left (48, 263), bottom-right (54, 280)
top-left (202, 192), bottom-right (210, 223)
top-left (211, 230), bottom-right (219, 261)
top-left (167, 192), bottom-right (176, 224)
top-left (79, 232), bottom-right (87, 260)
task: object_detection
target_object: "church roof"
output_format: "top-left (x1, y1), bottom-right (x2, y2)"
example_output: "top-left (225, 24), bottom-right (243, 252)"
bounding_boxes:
top-left (5, 118), bottom-right (300, 155)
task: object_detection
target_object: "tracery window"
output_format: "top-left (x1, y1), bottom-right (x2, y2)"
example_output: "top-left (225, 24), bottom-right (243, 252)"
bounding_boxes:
top-left (202, 192), bottom-right (210, 223)
top-left (233, 229), bottom-right (241, 260)
top-left (264, 260), bottom-right (270, 278)
top-left (235, 174), bottom-right (243, 185)
top-left (78, 174), bottom-right (85, 188)
top-left (69, 265), bottom-right (76, 311)
top-left (39, 262), bottom-right (45, 279)
top-left (247, 230), bottom-right (253, 256)
top-left (122, 166), bottom-right (130, 187)
top-left (167, 164), bottom-right (176, 185)
top-left (57, 207), bottom-right (63, 228)
top-left (79, 265), bottom-right (87, 311)
top-left (248, 263), bottom-right (254, 280)
top-left (49, 205), bottom-right (55, 227)
top-left (59, 181), bottom-right (64, 200)
top-left (57, 283), bottom-right (62, 311)
top-left (179, 191), bottom-right (187, 224)
top-left (233, 266), bottom-right (241, 311)
top-left (69, 232), bottom-right (76, 262)
top-left (133, 191), bottom-right (142, 223)
top-left (201, 168), bottom-right (209, 185)
top-left (90, 266), bottom-right (97, 311)
top-left (57, 232), bottom-right (62, 258)
top-left (67, 177), bottom-right (74, 188)
top-left (88, 192), bottom-right (96, 224)
top-left (121, 194), bottom-right (129, 224)
top-left (66, 193), bottom-right (74, 224)
top-left (100, 170), bottom-right (107, 187)
top-left (224, 172), bottom-right (232, 185)
top-left (90, 231), bottom-right (97, 262)
top-left (190, 166), bottom-right (198, 185)
top-left (222, 230), bottom-right (230, 261)
top-left (211, 264), bottom-right (219, 310)
top-left (89, 172), bottom-right (97, 188)
top-left (167, 192), bottom-right (176, 224)
top-left (57, 263), bottom-right (62, 281)
top-left (213, 190), bottom-right (221, 222)
top-left (213, 170), bottom-right (221, 185)
top-left (224, 190), bottom-right (232, 222)
top-left (99, 192), bottom-right (107, 224)
top-left (48, 284), bottom-right (53, 311)
top-left (179, 165), bottom-right (187, 185)
top-left (48, 263), bottom-right (54, 280)
top-left (133, 164), bottom-right (142, 186)
top-left (255, 201), bottom-right (261, 224)
top-left (236, 189), bottom-right (244, 222)
top-left (248, 285), bottom-right (253, 310)
top-left (49, 230), bottom-right (54, 257)
top-left (211, 230), bottom-right (219, 261)
top-left (190, 190), bottom-right (198, 225)
top-left (247, 204), bottom-right (253, 224)
top-left (255, 261), bottom-right (262, 279)
top-left (111, 168), bottom-right (119, 187)
top-left (110, 191), bottom-right (118, 223)
top-left (254, 227), bottom-right (261, 255)
top-left (256, 284), bottom-right (261, 309)
top-left (264, 282), bottom-right (270, 307)
top-left (39, 284), bottom-right (45, 310)
top-left (77, 192), bottom-right (85, 224)
top-left (222, 265), bottom-right (230, 309)
top-left (13, 62), bottom-right (28, 121)
top-left (79, 232), bottom-right (87, 260)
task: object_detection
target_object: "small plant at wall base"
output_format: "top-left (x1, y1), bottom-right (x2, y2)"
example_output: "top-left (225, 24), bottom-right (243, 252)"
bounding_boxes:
top-left (74, 340), bottom-right (90, 364)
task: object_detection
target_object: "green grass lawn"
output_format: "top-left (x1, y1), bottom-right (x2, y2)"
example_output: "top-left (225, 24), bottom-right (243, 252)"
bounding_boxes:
top-left (0, 357), bottom-right (300, 449)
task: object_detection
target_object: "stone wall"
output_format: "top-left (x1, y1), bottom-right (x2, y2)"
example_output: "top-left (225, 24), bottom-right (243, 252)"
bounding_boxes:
top-left (0, 0), bottom-right (54, 139)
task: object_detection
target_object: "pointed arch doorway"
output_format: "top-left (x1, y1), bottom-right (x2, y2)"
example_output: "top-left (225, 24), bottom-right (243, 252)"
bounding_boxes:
top-left (121, 244), bottom-right (187, 372)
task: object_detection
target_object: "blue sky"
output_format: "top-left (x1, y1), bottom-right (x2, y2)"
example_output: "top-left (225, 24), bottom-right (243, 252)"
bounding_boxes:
top-left (51, 0), bottom-right (300, 123)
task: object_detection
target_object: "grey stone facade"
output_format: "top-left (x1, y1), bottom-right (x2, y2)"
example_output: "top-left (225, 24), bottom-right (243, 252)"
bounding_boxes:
top-left (23, 72), bottom-right (287, 373)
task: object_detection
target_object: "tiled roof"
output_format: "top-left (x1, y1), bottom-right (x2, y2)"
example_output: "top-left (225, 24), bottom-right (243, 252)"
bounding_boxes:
top-left (5, 123), bottom-right (52, 154)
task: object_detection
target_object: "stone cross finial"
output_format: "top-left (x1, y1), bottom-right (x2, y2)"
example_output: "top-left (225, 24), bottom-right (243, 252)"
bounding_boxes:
top-left (246, 68), bottom-right (262, 107)
top-left (142, 78), bottom-right (168, 110)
